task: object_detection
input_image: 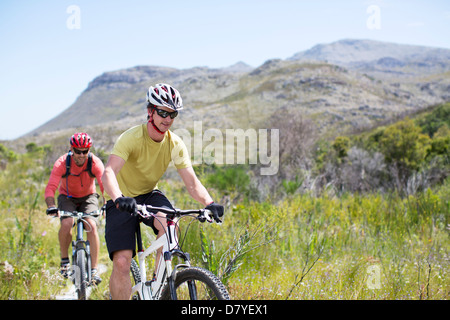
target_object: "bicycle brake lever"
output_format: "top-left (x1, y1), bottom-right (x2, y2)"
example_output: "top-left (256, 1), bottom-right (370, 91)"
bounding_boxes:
top-left (203, 209), bottom-right (213, 223)
top-left (135, 205), bottom-right (150, 218)
top-left (197, 210), bottom-right (210, 223)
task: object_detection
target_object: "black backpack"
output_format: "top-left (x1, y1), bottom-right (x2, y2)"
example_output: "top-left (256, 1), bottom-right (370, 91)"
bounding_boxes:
top-left (62, 151), bottom-right (95, 178)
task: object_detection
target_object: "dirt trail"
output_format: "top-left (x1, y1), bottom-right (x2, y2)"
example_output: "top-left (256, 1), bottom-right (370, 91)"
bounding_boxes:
top-left (54, 263), bottom-right (107, 300)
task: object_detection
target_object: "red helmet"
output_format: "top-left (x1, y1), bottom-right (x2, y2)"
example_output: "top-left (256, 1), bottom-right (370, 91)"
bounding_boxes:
top-left (70, 132), bottom-right (93, 148)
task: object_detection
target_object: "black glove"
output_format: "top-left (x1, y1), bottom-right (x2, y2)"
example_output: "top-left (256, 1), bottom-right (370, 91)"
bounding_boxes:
top-left (46, 207), bottom-right (58, 216)
top-left (205, 202), bottom-right (224, 223)
top-left (114, 197), bottom-right (137, 214)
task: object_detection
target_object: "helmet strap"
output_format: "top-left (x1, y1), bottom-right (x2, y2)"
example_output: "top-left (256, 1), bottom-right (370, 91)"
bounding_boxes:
top-left (148, 111), bottom-right (165, 135)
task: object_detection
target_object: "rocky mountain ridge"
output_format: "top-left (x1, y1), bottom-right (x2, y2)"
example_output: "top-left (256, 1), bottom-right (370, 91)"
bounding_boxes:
top-left (289, 39), bottom-right (450, 74)
top-left (12, 39), bottom-right (450, 154)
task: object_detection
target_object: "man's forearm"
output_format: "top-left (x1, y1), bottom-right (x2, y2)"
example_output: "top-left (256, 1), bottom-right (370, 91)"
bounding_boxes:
top-left (188, 182), bottom-right (214, 206)
top-left (45, 197), bottom-right (56, 208)
top-left (101, 167), bottom-right (123, 202)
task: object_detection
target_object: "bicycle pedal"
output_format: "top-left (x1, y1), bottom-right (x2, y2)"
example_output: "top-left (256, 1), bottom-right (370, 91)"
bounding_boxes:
top-left (89, 279), bottom-right (102, 286)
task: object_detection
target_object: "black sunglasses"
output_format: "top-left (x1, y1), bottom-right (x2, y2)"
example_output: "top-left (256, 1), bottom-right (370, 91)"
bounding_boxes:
top-left (154, 108), bottom-right (178, 119)
top-left (73, 148), bottom-right (89, 155)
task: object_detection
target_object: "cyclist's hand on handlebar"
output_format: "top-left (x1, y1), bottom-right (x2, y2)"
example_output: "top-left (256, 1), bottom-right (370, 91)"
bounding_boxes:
top-left (46, 207), bottom-right (59, 217)
top-left (205, 202), bottom-right (224, 223)
top-left (115, 197), bottom-right (137, 215)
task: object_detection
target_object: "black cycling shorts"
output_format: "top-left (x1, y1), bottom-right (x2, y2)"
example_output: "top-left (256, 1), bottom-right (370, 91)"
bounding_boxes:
top-left (105, 189), bottom-right (174, 261)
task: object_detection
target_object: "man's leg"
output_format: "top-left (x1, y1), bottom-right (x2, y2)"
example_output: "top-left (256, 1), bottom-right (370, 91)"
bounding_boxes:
top-left (78, 194), bottom-right (101, 269)
top-left (84, 219), bottom-right (99, 269)
top-left (152, 211), bottom-right (168, 274)
top-left (57, 194), bottom-right (76, 260)
top-left (85, 218), bottom-right (102, 284)
top-left (58, 217), bottom-right (74, 277)
top-left (110, 249), bottom-right (133, 300)
top-left (105, 196), bottom-right (139, 299)
top-left (59, 217), bottom-right (74, 259)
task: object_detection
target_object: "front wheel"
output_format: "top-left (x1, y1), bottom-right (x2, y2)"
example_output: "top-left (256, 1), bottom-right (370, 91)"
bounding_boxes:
top-left (130, 259), bottom-right (141, 300)
top-left (74, 249), bottom-right (88, 300)
top-left (160, 267), bottom-right (230, 300)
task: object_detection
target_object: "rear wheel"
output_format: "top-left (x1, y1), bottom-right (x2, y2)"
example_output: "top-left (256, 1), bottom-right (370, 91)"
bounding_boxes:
top-left (160, 267), bottom-right (230, 300)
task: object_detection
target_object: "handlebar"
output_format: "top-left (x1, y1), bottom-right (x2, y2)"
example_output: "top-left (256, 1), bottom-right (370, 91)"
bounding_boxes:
top-left (135, 204), bottom-right (219, 224)
top-left (58, 210), bottom-right (102, 218)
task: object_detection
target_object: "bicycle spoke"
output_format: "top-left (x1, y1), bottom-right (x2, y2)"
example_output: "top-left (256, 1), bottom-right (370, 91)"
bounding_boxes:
top-left (176, 279), bottom-right (218, 299)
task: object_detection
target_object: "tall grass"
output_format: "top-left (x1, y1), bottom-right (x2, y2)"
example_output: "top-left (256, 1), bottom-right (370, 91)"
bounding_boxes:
top-left (0, 150), bottom-right (61, 299)
top-left (162, 176), bottom-right (449, 300)
top-left (0, 150), bottom-right (449, 299)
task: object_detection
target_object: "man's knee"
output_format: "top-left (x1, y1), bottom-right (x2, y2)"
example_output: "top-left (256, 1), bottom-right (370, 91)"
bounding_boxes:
top-left (154, 211), bottom-right (168, 233)
top-left (112, 250), bottom-right (132, 274)
top-left (60, 218), bottom-right (74, 232)
top-left (84, 219), bottom-right (98, 233)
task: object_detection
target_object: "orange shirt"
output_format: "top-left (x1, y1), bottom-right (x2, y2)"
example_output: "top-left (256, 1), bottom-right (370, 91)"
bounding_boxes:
top-left (44, 153), bottom-right (105, 199)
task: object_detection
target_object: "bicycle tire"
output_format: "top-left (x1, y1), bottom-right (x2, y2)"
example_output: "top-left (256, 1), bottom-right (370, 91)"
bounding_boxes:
top-left (75, 249), bottom-right (87, 300)
top-left (160, 267), bottom-right (230, 300)
top-left (130, 259), bottom-right (142, 300)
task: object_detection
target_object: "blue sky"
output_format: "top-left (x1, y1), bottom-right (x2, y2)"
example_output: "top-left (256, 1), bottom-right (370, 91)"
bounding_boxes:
top-left (0, 0), bottom-right (449, 140)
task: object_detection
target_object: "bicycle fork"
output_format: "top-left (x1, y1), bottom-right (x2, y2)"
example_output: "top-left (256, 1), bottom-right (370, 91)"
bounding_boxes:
top-left (71, 219), bottom-right (91, 286)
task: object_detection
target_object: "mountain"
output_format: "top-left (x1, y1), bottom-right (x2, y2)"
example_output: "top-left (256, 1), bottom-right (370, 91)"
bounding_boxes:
top-left (26, 64), bottom-right (253, 137)
top-left (221, 61), bottom-right (254, 73)
top-left (288, 39), bottom-right (450, 78)
top-left (15, 39), bottom-right (450, 154)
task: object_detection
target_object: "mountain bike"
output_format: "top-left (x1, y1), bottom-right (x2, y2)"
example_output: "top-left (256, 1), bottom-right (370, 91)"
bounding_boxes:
top-left (129, 204), bottom-right (230, 300)
top-left (59, 210), bottom-right (101, 300)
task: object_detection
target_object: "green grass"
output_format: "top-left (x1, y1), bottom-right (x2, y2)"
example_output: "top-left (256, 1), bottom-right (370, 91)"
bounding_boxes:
top-left (0, 148), bottom-right (449, 300)
top-left (160, 177), bottom-right (450, 300)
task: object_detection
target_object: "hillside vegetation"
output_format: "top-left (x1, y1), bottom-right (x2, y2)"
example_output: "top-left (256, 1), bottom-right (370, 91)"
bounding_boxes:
top-left (0, 103), bottom-right (448, 299)
top-left (20, 39), bottom-right (450, 142)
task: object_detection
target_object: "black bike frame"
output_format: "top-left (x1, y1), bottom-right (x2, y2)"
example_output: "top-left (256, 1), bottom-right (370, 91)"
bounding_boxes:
top-left (72, 215), bottom-right (91, 285)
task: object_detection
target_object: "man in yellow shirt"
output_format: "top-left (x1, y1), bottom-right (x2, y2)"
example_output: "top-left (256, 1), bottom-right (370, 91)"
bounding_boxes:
top-left (102, 83), bottom-right (224, 300)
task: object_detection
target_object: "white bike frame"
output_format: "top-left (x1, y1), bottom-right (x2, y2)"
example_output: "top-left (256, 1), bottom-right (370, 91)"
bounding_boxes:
top-left (131, 205), bottom-right (200, 300)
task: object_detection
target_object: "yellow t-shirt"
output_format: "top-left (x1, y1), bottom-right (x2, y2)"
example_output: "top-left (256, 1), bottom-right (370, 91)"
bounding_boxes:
top-left (111, 124), bottom-right (191, 198)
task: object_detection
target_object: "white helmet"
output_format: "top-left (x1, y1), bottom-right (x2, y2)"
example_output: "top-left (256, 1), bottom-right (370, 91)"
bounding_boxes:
top-left (146, 83), bottom-right (183, 111)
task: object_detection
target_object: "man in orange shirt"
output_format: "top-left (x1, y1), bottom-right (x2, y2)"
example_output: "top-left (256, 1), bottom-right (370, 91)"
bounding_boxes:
top-left (45, 132), bottom-right (105, 284)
